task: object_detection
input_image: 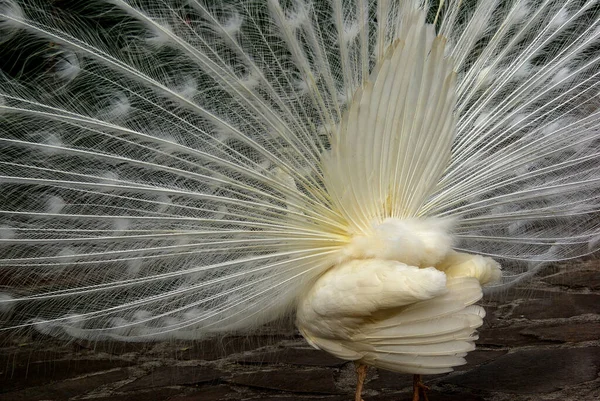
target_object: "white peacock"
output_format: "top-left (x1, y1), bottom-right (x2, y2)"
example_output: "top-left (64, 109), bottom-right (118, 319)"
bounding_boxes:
top-left (0, 1), bottom-right (598, 400)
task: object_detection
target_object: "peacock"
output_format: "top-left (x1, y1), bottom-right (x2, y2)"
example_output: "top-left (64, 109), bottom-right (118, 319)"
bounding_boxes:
top-left (0, 0), bottom-right (599, 399)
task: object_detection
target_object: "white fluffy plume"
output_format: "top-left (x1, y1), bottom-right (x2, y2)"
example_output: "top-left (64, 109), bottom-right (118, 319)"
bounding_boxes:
top-left (0, 0), bottom-right (598, 344)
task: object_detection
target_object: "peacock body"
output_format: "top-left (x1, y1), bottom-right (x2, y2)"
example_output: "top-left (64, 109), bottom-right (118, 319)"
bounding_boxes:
top-left (0, 0), bottom-right (599, 385)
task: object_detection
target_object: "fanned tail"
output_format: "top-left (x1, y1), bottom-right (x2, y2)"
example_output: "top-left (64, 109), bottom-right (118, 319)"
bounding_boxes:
top-left (0, 0), bottom-right (598, 340)
top-left (0, 0), bottom-right (368, 339)
top-left (427, 0), bottom-right (600, 285)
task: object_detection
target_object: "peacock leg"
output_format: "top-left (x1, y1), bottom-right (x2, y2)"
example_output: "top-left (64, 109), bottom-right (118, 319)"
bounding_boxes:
top-left (354, 363), bottom-right (368, 401)
top-left (412, 374), bottom-right (430, 401)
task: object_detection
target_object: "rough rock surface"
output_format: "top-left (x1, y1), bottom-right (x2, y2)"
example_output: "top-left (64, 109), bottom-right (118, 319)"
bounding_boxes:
top-left (1, 259), bottom-right (599, 401)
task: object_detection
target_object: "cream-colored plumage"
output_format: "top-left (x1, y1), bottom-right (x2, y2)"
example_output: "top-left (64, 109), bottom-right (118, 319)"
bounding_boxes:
top-left (297, 220), bottom-right (501, 374)
top-left (295, 8), bottom-right (492, 378)
top-left (299, 11), bottom-right (501, 389)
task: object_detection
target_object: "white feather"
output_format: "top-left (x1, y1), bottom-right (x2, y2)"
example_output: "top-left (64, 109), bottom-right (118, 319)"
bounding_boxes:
top-left (0, 0), bottom-right (22, 40)
top-left (297, 261), bottom-right (488, 374)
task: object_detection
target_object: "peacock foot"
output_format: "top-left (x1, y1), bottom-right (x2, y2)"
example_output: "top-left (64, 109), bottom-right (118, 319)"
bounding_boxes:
top-left (354, 362), bottom-right (368, 401)
top-left (412, 374), bottom-right (430, 401)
